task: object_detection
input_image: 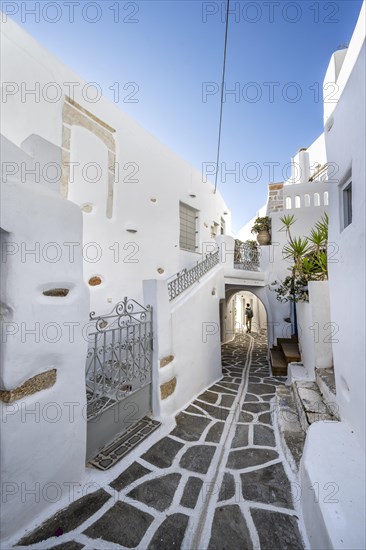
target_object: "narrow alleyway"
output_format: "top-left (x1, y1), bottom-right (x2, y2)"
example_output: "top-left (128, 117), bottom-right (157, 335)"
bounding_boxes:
top-left (17, 333), bottom-right (306, 550)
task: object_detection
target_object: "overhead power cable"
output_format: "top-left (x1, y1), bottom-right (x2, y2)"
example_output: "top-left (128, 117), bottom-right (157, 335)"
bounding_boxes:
top-left (214, 0), bottom-right (230, 194)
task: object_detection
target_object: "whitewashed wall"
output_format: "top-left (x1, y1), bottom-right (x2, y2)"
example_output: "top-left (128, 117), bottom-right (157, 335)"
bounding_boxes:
top-left (295, 301), bottom-right (314, 377)
top-left (169, 267), bottom-right (225, 414)
top-left (221, 293), bottom-right (237, 343)
top-left (324, 6), bottom-right (365, 450)
top-left (1, 18), bottom-right (231, 315)
top-left (296, 281), bottom-right (333, 379)
top-left (0, 137), bottom-right (89, 542)
top-left (143, 265), bottom-right (225, 418)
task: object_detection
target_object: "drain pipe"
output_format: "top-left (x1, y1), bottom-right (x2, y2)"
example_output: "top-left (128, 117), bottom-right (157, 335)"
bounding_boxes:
top-left (292, 301), bottom-right (298, 338)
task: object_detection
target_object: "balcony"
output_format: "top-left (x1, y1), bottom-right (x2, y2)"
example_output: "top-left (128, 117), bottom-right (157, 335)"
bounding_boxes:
top-left (234, 240), bottom-right (260, 271)
top-left (217, 235), bottom-right (266, 287)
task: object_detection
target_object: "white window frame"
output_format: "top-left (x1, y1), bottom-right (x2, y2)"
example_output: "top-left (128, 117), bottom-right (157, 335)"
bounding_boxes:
top-left (220, 217), bottom-right (226, 235)
top-left (179, 202), bottom-right (199, 252)
top-left (341, 178), bottom-right (352, 229)
top-left (211, 221), bottom-right (220, 239)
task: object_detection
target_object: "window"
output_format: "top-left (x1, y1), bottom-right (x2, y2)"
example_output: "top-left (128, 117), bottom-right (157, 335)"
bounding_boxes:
top-left (295, 195), bottom-right (301, 208)
top-left (314, 193), bottom-right (320, 206)
top-left (220, 217), bottom-right (226, 235)
top-left (179, 202), bottom-right (198, 251)
top-left (211, 222), bottom-right (219, 239)
top-left (342, 180), bottom-right (352, 228)
top-left (285, 197), bottom-right (292, 209)
top-left (323, 191), bottom-right (329, 206)
top-left (304, 194), bottom-right (311, 207)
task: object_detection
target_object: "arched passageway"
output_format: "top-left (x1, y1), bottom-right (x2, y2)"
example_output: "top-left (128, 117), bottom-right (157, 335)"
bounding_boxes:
top-left (220, 286), bottom-right (270, 347)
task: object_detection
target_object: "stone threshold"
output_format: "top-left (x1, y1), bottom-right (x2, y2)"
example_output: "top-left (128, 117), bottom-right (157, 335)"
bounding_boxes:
top-left (293, 380), bottom-right (338, 431)
top-left (88, 416), bottom-right (161, 471)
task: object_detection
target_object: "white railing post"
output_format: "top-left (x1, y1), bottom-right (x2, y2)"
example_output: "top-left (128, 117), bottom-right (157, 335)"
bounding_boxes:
top-left (216, 234), bottom-right (235, 269)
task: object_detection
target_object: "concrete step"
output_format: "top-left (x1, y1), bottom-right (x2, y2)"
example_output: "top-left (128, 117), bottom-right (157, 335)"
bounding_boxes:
top-left (286, 361), bottom-right (309, 385)
top-left (280, 342), bottom-right (301, 363)
top-left (316, 367), bottom-right (339, 419)
top-left (270, 349), bottom-right (288, 376)
top-left (275, 385), bottom-right (306, 473)
top-left (293, 380), bottom-right (338, 432)
top-left (276, 336), bottom-right (298, 345)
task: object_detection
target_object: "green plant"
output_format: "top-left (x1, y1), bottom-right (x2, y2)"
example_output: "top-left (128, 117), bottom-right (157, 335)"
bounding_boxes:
top-left (251, 216), bottom-right (271, 234)
top-left (234, 239), bottom-right (259, 263)
top-left (245, 239), bottom-right (258, 249)
top-left (234, 239), bottom-right (244, 262)
top-left (271, 276), bottom-right (309, 303)
top-left (271, 213), bottom-right (328, 303)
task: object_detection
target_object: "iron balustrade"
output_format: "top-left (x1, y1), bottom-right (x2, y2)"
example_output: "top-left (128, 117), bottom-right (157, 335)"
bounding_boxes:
top-left (234, 242), bottom-right (260, 271)
top-left (309, 163), bottom-right (328, 182)
top-left (85, 297), bottom-right (153, 420)
top-left (168, 249), bottom-right (220, 301)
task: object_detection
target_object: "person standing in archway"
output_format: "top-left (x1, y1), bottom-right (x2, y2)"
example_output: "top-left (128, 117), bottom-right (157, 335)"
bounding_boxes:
top-left (245, 303), bottom-right (254, 333)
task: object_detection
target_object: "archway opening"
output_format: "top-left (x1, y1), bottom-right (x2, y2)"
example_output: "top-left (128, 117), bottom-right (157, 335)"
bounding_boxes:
top-left (220, 288), bottom-right (268, 345)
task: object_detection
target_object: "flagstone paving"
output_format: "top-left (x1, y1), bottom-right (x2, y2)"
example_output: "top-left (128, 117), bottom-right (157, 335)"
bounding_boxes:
top-left (15, 332), bottom-right (306, 549)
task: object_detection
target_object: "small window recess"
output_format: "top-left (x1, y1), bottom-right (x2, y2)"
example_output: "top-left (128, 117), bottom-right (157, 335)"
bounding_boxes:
top-left (341, 178), bottom-right (352, 229)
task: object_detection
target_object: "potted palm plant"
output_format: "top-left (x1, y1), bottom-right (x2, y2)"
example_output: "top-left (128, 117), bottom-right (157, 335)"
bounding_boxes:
top-left (251, 216), bottom-right (271, 245)
top-left (271, 213), bottom-right (329, 303)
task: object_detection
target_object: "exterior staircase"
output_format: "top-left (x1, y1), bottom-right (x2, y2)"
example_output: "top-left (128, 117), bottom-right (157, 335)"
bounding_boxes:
top-left (275, 366), bottom-right (339, 473)
top-left (270, 337), bottom-right (301, 376)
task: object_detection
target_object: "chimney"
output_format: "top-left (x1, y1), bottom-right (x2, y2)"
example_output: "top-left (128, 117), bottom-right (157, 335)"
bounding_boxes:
top-left (292, 148), bottom-right (310, 184)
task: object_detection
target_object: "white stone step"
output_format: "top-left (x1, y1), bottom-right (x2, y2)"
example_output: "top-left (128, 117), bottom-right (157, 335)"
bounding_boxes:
top-left (275, 385), bottom-right (306, 473)
top-left (293, 381), bottom-right (338, 432)
top-left (286, 361), bottom-right (309, 385)
top-left (316, 367), bottom-right (340, 419)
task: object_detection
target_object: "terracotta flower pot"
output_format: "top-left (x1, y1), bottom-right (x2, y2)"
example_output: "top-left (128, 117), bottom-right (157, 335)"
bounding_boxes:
top-left (256, 230), bottom-right (271, 245)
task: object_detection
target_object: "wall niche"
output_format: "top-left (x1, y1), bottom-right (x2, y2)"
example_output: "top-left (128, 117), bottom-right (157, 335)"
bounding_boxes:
top-left (88, 276), bottom-right (102, 286)
top-left (43, 288), bottom-right (69, 297)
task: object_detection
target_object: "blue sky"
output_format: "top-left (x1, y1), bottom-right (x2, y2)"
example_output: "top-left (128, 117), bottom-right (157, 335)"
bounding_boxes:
top-left (5, 0), bottom-right (363, 232)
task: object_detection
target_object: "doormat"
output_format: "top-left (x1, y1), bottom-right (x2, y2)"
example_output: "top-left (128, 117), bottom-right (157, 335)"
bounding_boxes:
top-left (88, 416), bottom-right (161, 471)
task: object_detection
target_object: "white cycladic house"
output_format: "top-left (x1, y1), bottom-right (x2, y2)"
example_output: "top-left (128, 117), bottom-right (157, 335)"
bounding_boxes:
top-left (0, 17), bottom-right (232, 312)
top-left (1, 136), bottom-right (90, 542)
top-left (323, 2), bottom-right (365, 454)
top-left (299, 4), bottom-right (366, 550)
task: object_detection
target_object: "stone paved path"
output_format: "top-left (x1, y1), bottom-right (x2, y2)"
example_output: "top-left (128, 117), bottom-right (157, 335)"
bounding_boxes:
top-left (17, 332), bottom-right (306, 550)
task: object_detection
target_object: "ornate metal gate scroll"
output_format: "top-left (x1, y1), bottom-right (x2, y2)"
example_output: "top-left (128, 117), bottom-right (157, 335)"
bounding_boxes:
top-left (85, 297), bottom-right (153, 420)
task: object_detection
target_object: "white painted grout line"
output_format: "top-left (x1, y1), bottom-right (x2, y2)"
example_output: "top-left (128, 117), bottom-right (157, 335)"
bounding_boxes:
top-left (248, 423), bottom-right (254, 446)
top-left (242, 504), bottom-right (261, 550)
top-left (188, 335), bottom-right (255, 550)
top-left (76, 532), bottom-right (128, 550)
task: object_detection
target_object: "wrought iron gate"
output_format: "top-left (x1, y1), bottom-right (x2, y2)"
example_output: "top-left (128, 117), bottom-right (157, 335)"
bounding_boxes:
top-left (85, 297), bottom-right (153, 421)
